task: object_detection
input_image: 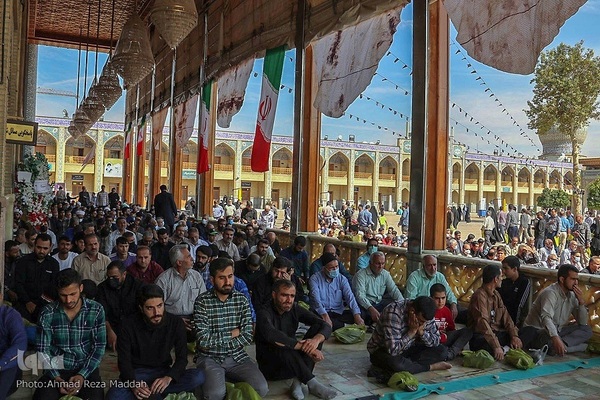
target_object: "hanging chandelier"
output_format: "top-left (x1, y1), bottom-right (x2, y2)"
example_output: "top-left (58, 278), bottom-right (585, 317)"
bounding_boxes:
top-left (80, 80), bottom-right (106, 123)
top-left (111, 13), bottom-right (155, 86)
top-left (73, 109), bottom-right (92, 135)
top-left (95, 60), bottom-right (122, 109)
top-left (68, 121), bottom-right (81, 138)
top-left (149, 0), bottom-right (198, 49)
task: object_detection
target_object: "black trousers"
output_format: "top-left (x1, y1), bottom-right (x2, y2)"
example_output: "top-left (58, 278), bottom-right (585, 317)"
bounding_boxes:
top-left (469, 331), bottom-right (511, 354)
top-left (257, 324), bottom-right (322, 384)
top-left (370, 343), bottom-right (448, 375)
top-left (328, 310), bottom-right (356, 332)
top-left (33, 368), bottom-right (104, 400)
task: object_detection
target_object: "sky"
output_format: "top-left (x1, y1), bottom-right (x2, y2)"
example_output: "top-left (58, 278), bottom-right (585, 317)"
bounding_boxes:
top-left (36, 0), bottom-right (600, 158)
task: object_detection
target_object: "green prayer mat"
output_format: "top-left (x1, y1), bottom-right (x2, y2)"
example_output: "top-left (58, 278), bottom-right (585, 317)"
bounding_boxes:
top-left (382, 357), bottom-right (600, 399)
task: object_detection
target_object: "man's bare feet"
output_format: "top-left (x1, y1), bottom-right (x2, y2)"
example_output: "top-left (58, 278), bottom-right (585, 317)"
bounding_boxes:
top-left (430, 361), bottom-right (452, 371)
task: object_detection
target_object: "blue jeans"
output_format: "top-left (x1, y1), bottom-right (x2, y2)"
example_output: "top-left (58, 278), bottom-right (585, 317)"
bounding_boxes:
top-left (107, 367), bottom-right (205, 400)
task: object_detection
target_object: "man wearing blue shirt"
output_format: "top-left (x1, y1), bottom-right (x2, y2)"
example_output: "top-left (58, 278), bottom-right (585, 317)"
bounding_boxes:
top-left (356, 238), bottom-right (379, 271)
top-left (309, 253), bottom-right (364, 331)
top-left (0, 305), bottom-right (27, 398)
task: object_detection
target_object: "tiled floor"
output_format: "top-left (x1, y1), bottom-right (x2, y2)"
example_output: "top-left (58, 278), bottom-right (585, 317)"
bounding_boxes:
top-left (9, 333), bottom-right (600, 399)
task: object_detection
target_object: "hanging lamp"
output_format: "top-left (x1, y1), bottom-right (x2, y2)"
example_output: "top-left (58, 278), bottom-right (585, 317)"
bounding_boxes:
top-left (111, 12), bottom-right (154, 86)
top-left (73, 108), bottom-right (92, 135)
top-left (149, 0), bottom-right (198, 49)
top-left (81, 80), bottom-right (106, 122)
top-left (95, 0), bottom-right (122, 108)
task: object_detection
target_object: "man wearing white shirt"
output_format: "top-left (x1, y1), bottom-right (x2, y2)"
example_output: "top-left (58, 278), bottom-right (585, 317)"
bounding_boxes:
top-left (212, 201), bottom-right (225, 219)
top-left (52, 236), bottom-right (78, 271)
top-left (187, 227), bottom-right (208, 262)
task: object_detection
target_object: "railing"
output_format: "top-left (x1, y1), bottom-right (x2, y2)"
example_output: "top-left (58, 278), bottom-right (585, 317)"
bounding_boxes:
top-left (214, 163), bottom-right (234, 171)
top-left (483, 179), bottom-right (496, 186)
top-left (354, 172), bottom-right (372, 179)
top-left (46, 154), bottom-right (56, 162)
top-left (379, 173), bottom-right (396, 180)
top-left (182, 162), bottom-right (195, 170)
top-left (272, 167), bottom-right (292, 175)
top-left (328, 171), bottom-right (348, 178)
top-left (66, 156), bottom-right (85, 163)
top-left (402, 175), bottom-right (410, 181)
top-left (293, 232), bottom-right (600, 340)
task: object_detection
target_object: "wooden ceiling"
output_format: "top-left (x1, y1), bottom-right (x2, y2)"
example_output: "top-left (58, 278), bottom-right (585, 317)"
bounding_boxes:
top-left (27, 0), bottom-right (155, 50)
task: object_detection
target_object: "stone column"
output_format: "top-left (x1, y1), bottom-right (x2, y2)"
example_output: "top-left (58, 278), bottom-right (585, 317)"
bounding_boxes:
top-left (513, 166), bottom-right (519, 205)
top-left (459, 160), bottom-right (466, 205)
top-left (55, 127), bottom-right (67, 184)
top-left (478, 162), bottom-right (484, 207)
top-left (94, 129), bottom-right (105, 193)
top-left (23, 44), bottom-right (37, 157)
top-left (529, 167), bottom-right (535, 207)
top-left (396, 153), bottom-right (403, 210)
top-left (348, 149), bottom-right (355, 203)
top-left (322, 148), bottom-right (329, 201)
top-left (372, 151), bottom-right (380, 208)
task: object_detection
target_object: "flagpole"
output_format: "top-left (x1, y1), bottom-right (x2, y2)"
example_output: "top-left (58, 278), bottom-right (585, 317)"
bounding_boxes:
top-left (197, 10), bottom-right (210, 217)
top-left (133, 84), bottom-right (140, 204)
top-left (147, 66), bottom-right (156, 210)
top-left (168, 48), bottom-right (177, 199)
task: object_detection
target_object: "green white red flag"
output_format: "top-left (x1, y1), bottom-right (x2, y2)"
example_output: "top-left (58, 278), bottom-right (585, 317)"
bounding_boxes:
top-left (136, 114), bottom-right (147, 156)
top-left (124, 121), bottom-right (132, 159)
top-left (251, 46), bottom-right (285, 172)
top-left (197, 81), bottom-right (212, 174)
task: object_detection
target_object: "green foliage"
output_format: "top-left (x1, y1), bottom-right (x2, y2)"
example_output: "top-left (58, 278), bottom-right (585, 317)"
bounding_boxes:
top-left (587, 178), bottom-right (600, 210)
top-left (537, 188), bottom-right (571, 209)
top-left (525, 41), bottom-right (600, 137)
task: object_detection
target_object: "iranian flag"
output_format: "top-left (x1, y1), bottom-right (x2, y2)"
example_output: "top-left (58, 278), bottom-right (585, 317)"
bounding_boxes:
top-left (197, 81), bottom-right (212, 174)
top-left (136, 114), bottom-right (147, 156)
top-left (124, 121), bottom-right (132, 159)
top-left (251, 46), bottom-right (285, 172)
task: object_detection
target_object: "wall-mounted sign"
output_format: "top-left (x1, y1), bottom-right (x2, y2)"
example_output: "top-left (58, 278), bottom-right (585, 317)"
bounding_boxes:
top-left (6, 120), bottom-right (38, 145)
top-left (182, 170), bottom-right (196, 179)
top-left (104, 161), bottom-right (123, 178)
top-left (241, 181), bottom-right (252, 188)
top-left (72, 174), bottom-right (84, 181)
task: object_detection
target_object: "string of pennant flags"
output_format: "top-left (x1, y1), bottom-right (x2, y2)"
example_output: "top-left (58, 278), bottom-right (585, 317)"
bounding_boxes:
top-left (449, 41), bottom-right (541, 151)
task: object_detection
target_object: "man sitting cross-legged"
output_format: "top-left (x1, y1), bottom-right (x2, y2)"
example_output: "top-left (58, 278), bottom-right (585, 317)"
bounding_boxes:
top-left (367, 296), bottom-right (452, 375)
top-left (468, 264), bottom-right (523, 361)
top-left (107, 284), bottom-right (205, 400)
top-left (430, 283), bottom-right (472, 360)
top-left (520, 264), bottom-right (593, 356)
top-left (255, 279), bottom-right (337, 400)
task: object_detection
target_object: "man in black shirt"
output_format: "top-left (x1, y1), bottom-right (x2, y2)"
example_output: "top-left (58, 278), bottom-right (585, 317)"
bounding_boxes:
top-left (107, 284), bottom-right (204, 399)
top-left (13, 233), bottom-right (59, 323)
top-left (151, 228), bottom-right (175, 270)
top-left (255, 279), bottom-right (336, 400)
top-left (235, 253), bottom-right (266, 296)
top-left (252, 257), bottom-right (307, 309)
top-left (96, 260), bottom-right (144, 351)
top-left (498, 255), bottom-right (531, 328)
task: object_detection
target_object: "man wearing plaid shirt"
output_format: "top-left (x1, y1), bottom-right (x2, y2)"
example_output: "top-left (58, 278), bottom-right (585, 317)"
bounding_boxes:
top-left (193, 257), bottom-right (268, 400)
top-left (33, 269), bottom-right (106, 400)
top-left (367, 296), bottom-right (451, 375)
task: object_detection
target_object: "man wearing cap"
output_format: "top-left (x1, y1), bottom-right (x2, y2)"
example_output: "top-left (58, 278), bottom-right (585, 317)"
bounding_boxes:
top-left (309, 253), bottom-right (364, 331)
top-left (309, 243), bottom-right (352, 282)
top-left (154, 185), bottom-right (178, 234)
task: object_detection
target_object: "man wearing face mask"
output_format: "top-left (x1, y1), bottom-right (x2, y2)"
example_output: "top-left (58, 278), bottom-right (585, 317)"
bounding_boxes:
top-left (356, 238), bottom-right (379, 271)
top-left (309, 253), bottom-right (364, 331)
top-left (96, 260), bottom-right (144, 351)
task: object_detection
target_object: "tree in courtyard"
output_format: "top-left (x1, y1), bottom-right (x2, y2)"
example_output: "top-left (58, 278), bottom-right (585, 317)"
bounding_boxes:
top-left (587, 178), bottom-right (600, 211)
top-left (525, 41), bottom-right (600, 214)
top-left (537, 188), bottom-right (571, 210)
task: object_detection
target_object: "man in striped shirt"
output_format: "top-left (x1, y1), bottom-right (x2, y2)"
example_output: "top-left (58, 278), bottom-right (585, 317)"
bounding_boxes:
top-left (193, 257), bottom-right (268, 400)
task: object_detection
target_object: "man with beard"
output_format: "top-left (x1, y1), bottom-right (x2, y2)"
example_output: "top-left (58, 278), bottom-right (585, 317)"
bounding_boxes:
top-left (14, 233), bottom-right (60, 323)
top-left (520, 264), bottom-right (592, 356)
top-left (3, 240), bottom-right (20, 303)
top-left (96, 260), bottom-right (144, 351)
top-left (151, 228), bottom-right (175, 270)
top-left (241, 201), bottom-right (258, 224)
top-left (193, 258), bottom-right (268, 400)
top-left (194, 245), bottom-right (212, 287)
top-left (235, 253), bottom-right (267, 296)
top-left (216, 227), bottom-right (241, 261)
top-left (253, 238), bottom-right (275, 270)
top-left (52, 235), bottom-right (78, 271)
top-left (72, 233), bottom-right (112, 285)
top-left (253, 257), bottom-right (308, 308)
top-left (256, 280), bottom-right (336, 400)
top-left (156, 245), bottom-right (206, 342)
top-left (187, 227), bottom-right (208, 262)
top-left (107, 285), bottom-right (204, 400)
top-left (33, 269), bottom-right (106, 400)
